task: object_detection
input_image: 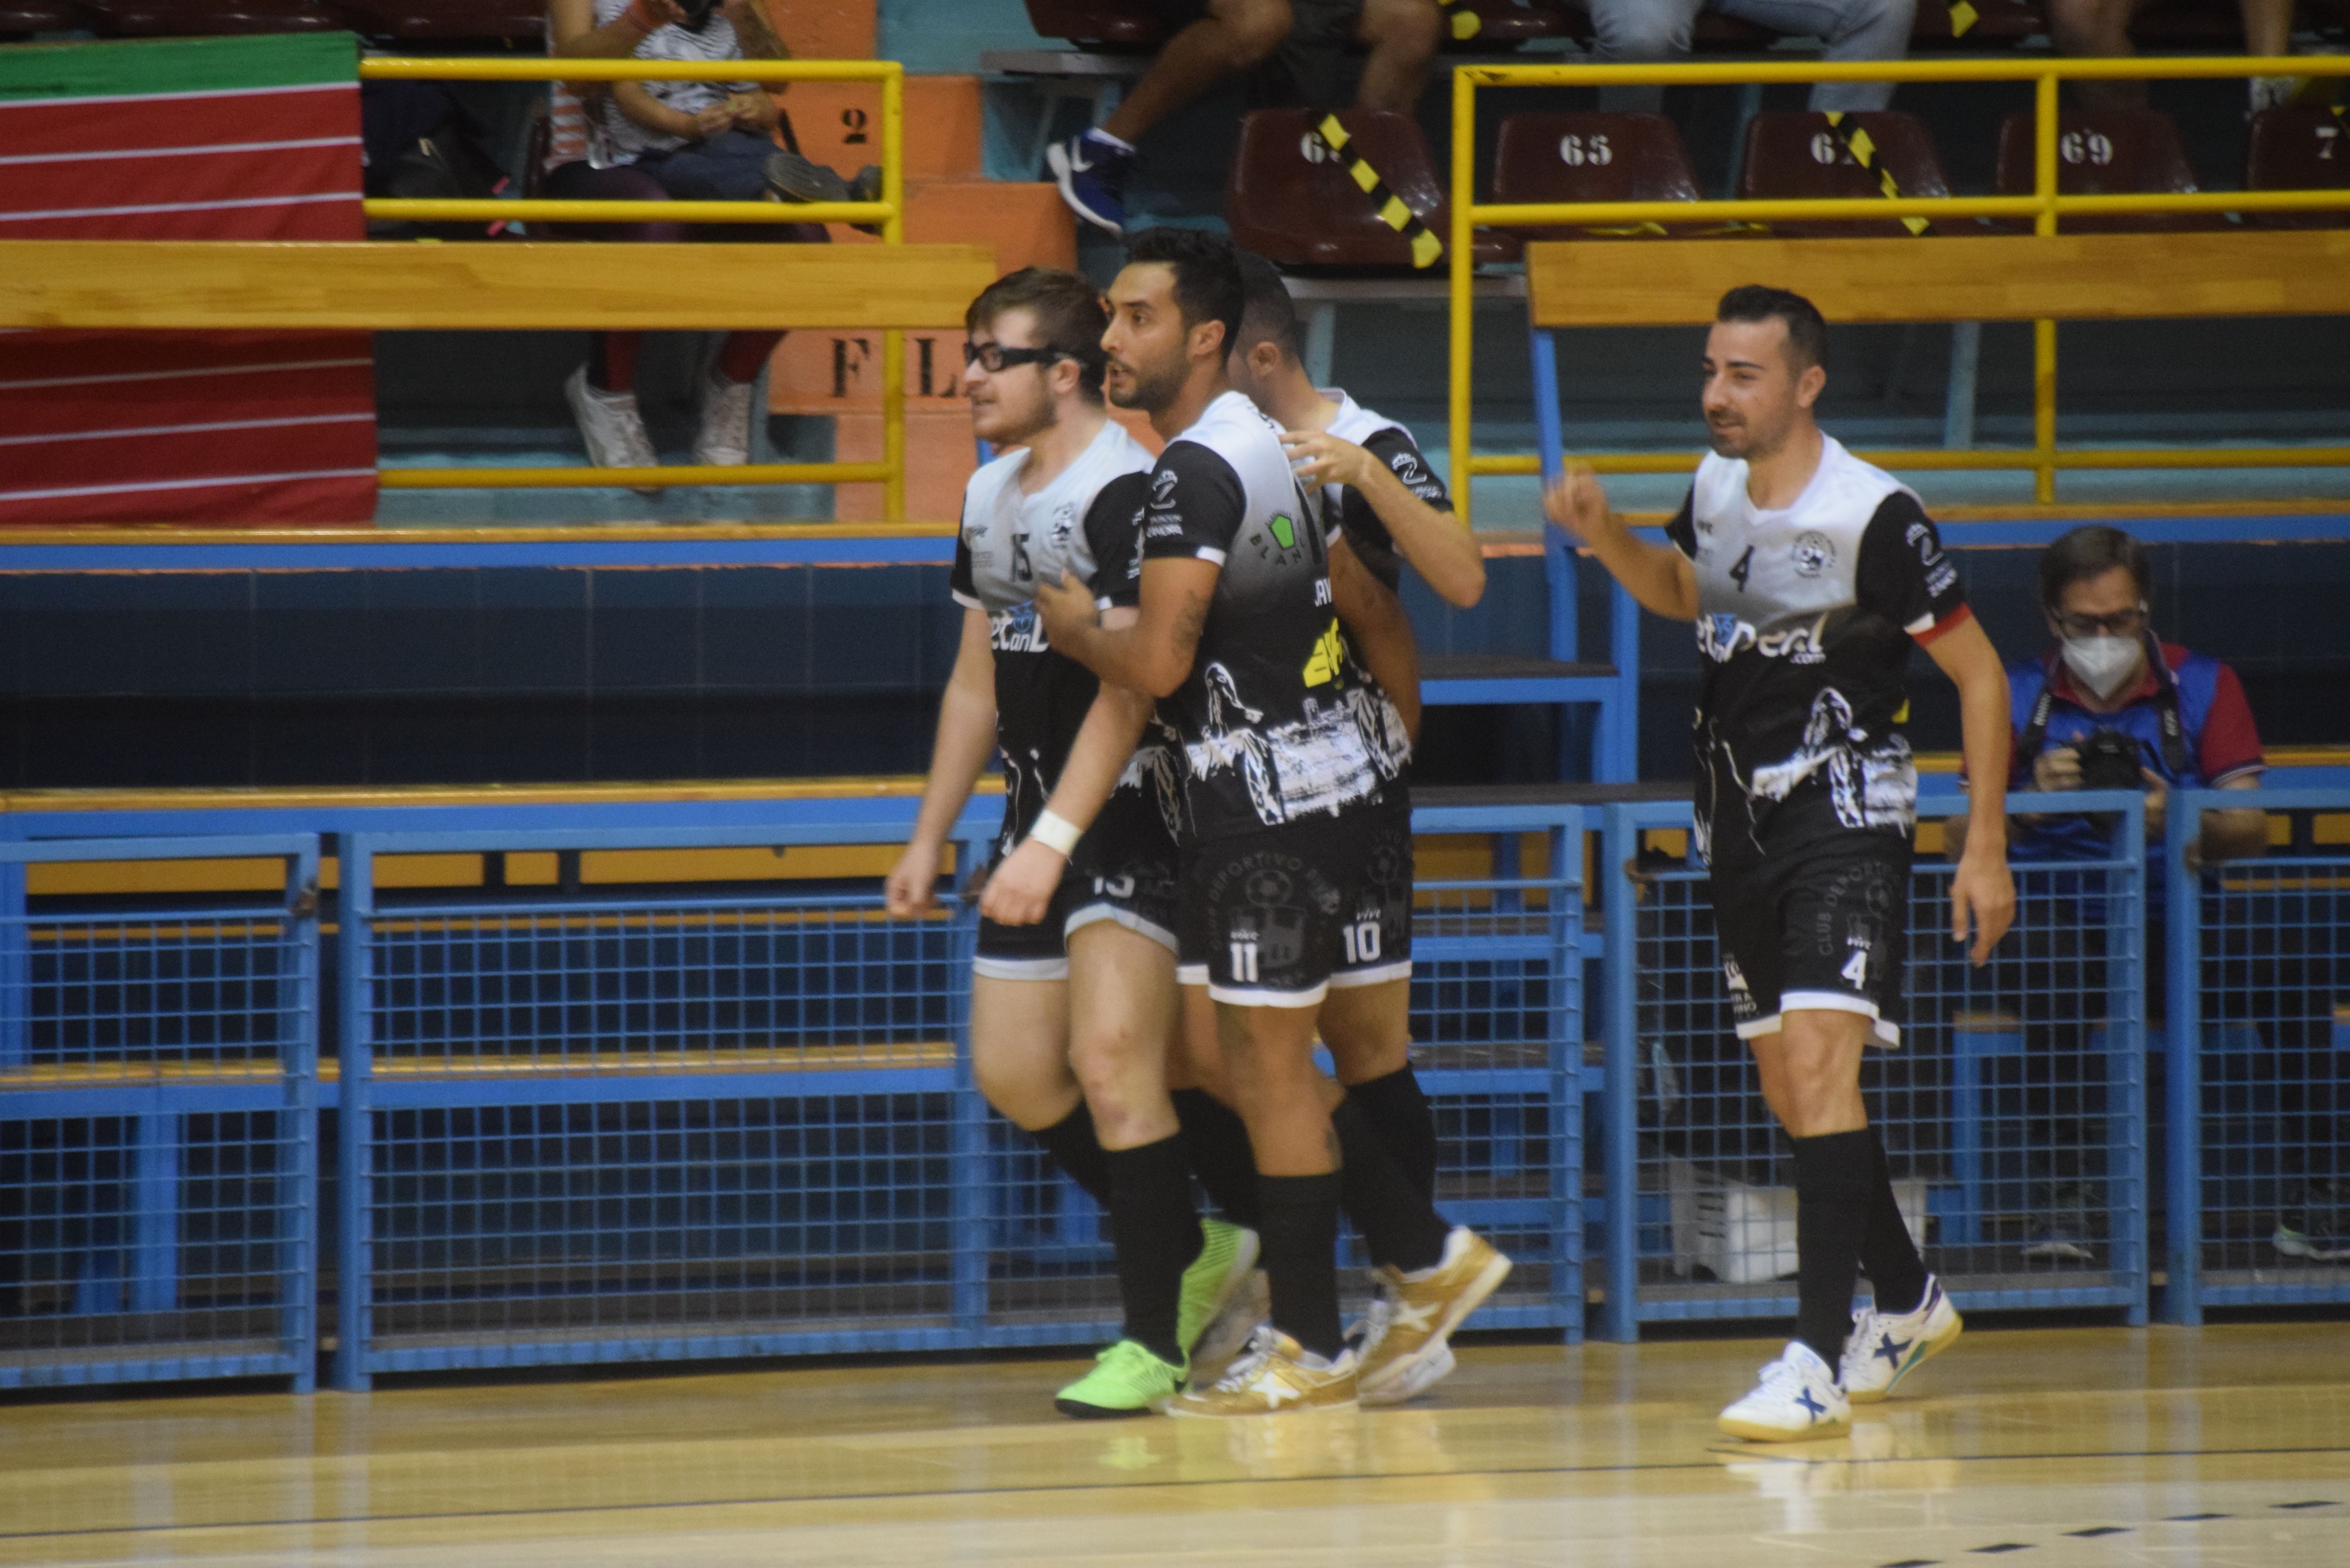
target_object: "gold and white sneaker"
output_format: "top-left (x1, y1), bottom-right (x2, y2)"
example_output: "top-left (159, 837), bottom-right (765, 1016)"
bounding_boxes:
top-left (1356, 1227), bottom-right (1511, 1405)
top-left (1166, 1325), bottom-right (1358, 1417)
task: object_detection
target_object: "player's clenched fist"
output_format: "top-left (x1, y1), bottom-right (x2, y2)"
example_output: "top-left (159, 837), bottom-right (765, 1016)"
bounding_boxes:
top-left (1541, 463), bottom-right (1615, 545)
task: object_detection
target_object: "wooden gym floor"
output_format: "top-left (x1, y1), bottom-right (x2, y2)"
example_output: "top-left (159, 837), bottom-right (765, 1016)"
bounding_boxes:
top-left (2, 1324), bottom-right (2345, 1566)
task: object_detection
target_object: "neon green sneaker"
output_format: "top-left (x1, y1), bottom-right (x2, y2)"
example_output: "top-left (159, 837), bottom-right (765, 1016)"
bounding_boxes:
top-left (1176, 1217), bottom-right (1261, 1362)
top-left (1054, 1338), bottom-right (1188, 1419)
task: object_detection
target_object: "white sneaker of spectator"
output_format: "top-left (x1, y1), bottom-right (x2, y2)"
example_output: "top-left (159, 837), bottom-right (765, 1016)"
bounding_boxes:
top-left (565, 365), bottom-right (663, 497)
top-left (694, 367), bottom-right (758, 468)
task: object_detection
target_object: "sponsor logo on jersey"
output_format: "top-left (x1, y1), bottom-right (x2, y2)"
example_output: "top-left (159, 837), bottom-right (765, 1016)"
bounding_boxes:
top-left (1793, 531), bottom-right (1835, 578)
top-left (988, 603), bottom-right (1049, 653)
top-left (1301, 618), bottom-right (1345, 687)
top-left (1698, 612), bottom-right (1828, 665)
top-left (1151, 467), bottom-right (1179, 509)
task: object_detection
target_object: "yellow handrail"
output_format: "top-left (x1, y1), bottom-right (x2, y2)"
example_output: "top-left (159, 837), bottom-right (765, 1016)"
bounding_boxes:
top-left (1448, 55), bottom-right (2350, 518)
top-left (353, 55), bottom-right (914, 514)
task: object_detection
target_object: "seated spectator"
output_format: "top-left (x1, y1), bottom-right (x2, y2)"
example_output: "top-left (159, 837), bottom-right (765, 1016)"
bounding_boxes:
top-left (2049, 0), bottom-right (2301, 111)
top-left (1586, 0), bottom-right (1918, 113)
top-left (547, 0), bottom-right (820, 483)
top-left (1046, 0), bottom-right (1443, 236)
top-left (1946, 524), bottom-right (2267, 876)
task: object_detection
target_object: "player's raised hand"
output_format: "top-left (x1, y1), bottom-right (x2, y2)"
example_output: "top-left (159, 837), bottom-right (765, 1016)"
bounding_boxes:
top-left (978, 838), bottom-right (1065, 927)
top-left (1032, 571), bottom-right (1095, 646)
top-left (1280, 429), bottom-right (1374, 491)
top-left (883, 839), bottom-right (939, 919)
top-left (1948, 848), bottom-right (2015, 967)
top-left (1541, 462), bottom-right (1614, 545)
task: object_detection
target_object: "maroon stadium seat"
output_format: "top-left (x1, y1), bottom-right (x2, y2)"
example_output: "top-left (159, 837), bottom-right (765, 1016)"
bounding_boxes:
top-left (1022, 0), bottom-right (1170, 50)
top-left (2127, 0), bottom-right (2243, 48)
top-left (1227, 107), bottom-right (1511, 270)
top-left (1491, 111), bottom-right (1706, 242)
top-left (1439, 0), bottom-right (1571, 48)
top-left (2245, 105), bottom-right (2350, 229)
top-left (0, 1), bottom-right (93, 34)
top-left (1909, 0), bottom-right (2042, 47)
top-left (88, 0), bottom-right (350, 33)
top-left (1737, 111), bottom-right (1953, 237)
top-left (343, 0), bottom-right (542, 42)
top-left (1994, 108), bottom-right (2220, 232)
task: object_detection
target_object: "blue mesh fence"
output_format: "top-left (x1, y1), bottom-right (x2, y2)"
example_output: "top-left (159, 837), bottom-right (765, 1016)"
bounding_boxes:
top-left (1600, 795), bottom-right (2149, 1332)
top-left (334, 810), bottom-right (1583, 1385)
top-left (0, 836), bottom-right (320, 1389)
top-left (2167, 789), bottom-right (2350, 1316)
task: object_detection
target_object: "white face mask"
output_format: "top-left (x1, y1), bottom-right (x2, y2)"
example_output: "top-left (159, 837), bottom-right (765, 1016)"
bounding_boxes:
top-left (2061, 633), bottom-right (2143, 700)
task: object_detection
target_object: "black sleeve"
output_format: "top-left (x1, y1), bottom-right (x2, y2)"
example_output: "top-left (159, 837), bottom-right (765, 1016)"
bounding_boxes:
top-left (1361, 427), bottom-right (1452, 513)
top-left (1081, 471), bottom-right (1150, 609)
top-left (1663, 488), bottom-right (1696, 559)
top-left (1855, 491), bottom-right (1967, 637)
top-left (1140, 440), bottom-right (1247, 564)
top-left (950, 531), bottom-right (980, 608)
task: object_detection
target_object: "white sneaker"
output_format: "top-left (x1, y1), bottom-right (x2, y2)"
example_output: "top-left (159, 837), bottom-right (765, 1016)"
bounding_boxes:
top-left (1717, 1340), bottom-right (1850, 1442)
top-left (693, 366), bottom-right (757, 467)
top-left (1842, 1275), bottom-right (1963, 1404)
top-left (563, 364), bottom-right (662, 496)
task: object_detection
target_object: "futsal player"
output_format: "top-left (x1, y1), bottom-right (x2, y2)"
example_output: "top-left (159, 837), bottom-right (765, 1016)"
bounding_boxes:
top-left (1036, 229), bottom-right (1508, 1416)
top-left (1221, 251), bottom-right (1497, 1404)
top-left (1546, 286), bottom-right (2015, 1440)
top-left (884, 268), bottom-right (1258, 1420)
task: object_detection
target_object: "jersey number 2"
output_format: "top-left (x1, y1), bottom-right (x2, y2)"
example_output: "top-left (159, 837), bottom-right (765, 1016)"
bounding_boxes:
top-left (1728, 545), bottom-right (1754, 592)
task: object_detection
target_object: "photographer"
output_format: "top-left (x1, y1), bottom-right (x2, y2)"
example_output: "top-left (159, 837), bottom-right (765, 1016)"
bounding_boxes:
top-left (1947, 525), bottom-right (2266, 873)
top-left (546, 0), bottom-right (817, 485)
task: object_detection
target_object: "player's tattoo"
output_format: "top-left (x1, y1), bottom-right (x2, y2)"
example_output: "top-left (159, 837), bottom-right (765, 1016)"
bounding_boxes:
top-left (1170, 587), bottom-right (1209, 666)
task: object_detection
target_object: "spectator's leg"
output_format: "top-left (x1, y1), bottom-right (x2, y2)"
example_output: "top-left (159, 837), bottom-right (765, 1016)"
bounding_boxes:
top-left (1713, 0), bottom-right (1917, 111)
top-left (1102, 0), bottom-right (1295, 145)
top-left (2242, 0), bottom-right (2298, 111)
top-left (541, 160), bottom-right (675, 484)
top-left (2047, 0), bottom-right (2150, 109)
top-left (639, 130), bottom-right (779, 203)
top-left (1586, 0), bottom-right (1702, 113)
top-left (1353, 0), bottom-right (1441, 113)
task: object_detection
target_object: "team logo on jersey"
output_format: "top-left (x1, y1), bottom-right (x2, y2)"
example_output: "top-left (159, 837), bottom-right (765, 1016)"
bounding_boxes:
top-left (1300, 618), bottom-right (1345, 687)
top-left (1255, 510), bottom-right (1306, 565)
top-left (1793, 531), bottom-right (1835, 578)
top-left (1151, 468), bottom-right (1180, 509)
top-left (1050, 502), bottom-right (1077, 548)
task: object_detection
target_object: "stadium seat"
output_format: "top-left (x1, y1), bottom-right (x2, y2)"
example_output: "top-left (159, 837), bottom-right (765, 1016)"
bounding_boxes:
top-left (2127, 0), bottom-right (2242, 47)
top-left (1491, 111), bottom-right (1703, 241)
top-left (2245, 106), bottom-right (2350, 229)
top-left (1227, 108), bottom-right (1511, 270)
top-left (1909, 0), bottom-right (2042, 46)
top-left (87, 0), bottom-right (350, 33)
top-left (1737, 110), bottom-right (1953, 237)
top-left (1994, 108), bottom-right (2220, 232)
top-left (1439, 0), bottom-right (1571, 47)
top-left (0, 0), bottom-right (91, 33)
top-left (1021, 0), bottom-right (1168, 49)
top-left (343, 0), bottom-right (542, 42)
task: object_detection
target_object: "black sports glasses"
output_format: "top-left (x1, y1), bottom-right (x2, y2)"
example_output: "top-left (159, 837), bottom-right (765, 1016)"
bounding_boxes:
top-left (2051, 605), bottom-right (2149, 639)
top-left (962, 343), bottom-right (1067, 373)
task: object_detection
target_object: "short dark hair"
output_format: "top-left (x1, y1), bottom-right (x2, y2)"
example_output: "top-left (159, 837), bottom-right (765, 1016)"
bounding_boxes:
top-left (2040, 524), bottom-right (2149, 610)
top-left (1716, 284), bottom-right (1829, 374)
top-left (1232, 249), bottom-right (1304, 361)
top-left (1123, 227), bottom-right (1245, 359)
top-left (965, 266), bottom-right (1110, 399)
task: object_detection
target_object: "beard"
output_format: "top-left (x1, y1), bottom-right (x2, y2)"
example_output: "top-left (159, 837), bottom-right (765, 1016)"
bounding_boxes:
top-left (1108, 351), bottom-right (1189, 414)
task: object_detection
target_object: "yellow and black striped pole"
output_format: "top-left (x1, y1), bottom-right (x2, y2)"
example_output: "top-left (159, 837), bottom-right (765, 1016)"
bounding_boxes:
top-left (1315, 113), bottom-right (1446, 268)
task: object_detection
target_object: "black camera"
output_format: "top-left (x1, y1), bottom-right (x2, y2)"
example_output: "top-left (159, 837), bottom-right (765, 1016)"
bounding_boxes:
top-left (2072, 728), bottom-right (2145, 792)
top-left (677, 0), bottom-right (719, 29)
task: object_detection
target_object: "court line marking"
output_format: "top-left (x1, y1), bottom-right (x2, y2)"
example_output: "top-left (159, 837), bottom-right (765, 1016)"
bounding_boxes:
top-left (0, 1446), bottom-right (2338, 1544)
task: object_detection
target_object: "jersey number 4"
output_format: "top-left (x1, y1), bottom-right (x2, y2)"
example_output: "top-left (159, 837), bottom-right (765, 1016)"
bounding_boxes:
top-left (1728, 545), bottom-right (1754, 591)
top-left (1840, 949), bottom-right (1869, 987)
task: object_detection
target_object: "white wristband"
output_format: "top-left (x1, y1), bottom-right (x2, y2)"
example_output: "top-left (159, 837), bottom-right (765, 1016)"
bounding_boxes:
top-left (1028, 809), bottom-right (1082, 858)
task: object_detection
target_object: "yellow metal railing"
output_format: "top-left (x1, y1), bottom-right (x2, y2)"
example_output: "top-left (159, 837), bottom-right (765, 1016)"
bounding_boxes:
top-left (1448, 56), bottom-right (2350, 518)
top-left (356, 55), bottom-right (910, 517)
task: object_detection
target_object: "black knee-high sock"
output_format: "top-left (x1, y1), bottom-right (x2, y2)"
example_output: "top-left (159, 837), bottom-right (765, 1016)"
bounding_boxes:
top-left (1171, 1087), bottom-right (1261, 1228)
top-left (1257, 1172), bottom-right (1344, 1359)
top-left (1104, 1135), bottom-right (1198, 1365)
top-left (1030, 1102), bottom-right (1111, 1210)
top-left (1346, 1064), bottom-right (1438, 1200)
top-left (1858, 1129), bottom-right (1929, 1316)
top-left (1332, 1096), bottom-right (1450, 1274)
top-left (1791, 1129), bottom-right (1875, 1368)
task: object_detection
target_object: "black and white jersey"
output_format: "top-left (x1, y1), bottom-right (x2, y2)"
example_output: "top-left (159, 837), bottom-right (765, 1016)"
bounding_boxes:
top-left (1142, 390), bottom-right (1409, 840)
top-left (1321, 391), bottom-right (1453, 593)
top-left (1665, 435), bottom-right (1971, 862)
top-left (952, 420), bottom-right (1163, 857)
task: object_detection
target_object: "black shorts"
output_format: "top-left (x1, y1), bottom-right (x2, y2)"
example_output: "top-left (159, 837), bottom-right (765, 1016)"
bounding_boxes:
top-left (972, 787), bottom-right (1180, 982)
top-left (1706, 793), bottom-right (1913, 1048)
top-left (1176, 794), bottom-right (1412, 1008)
